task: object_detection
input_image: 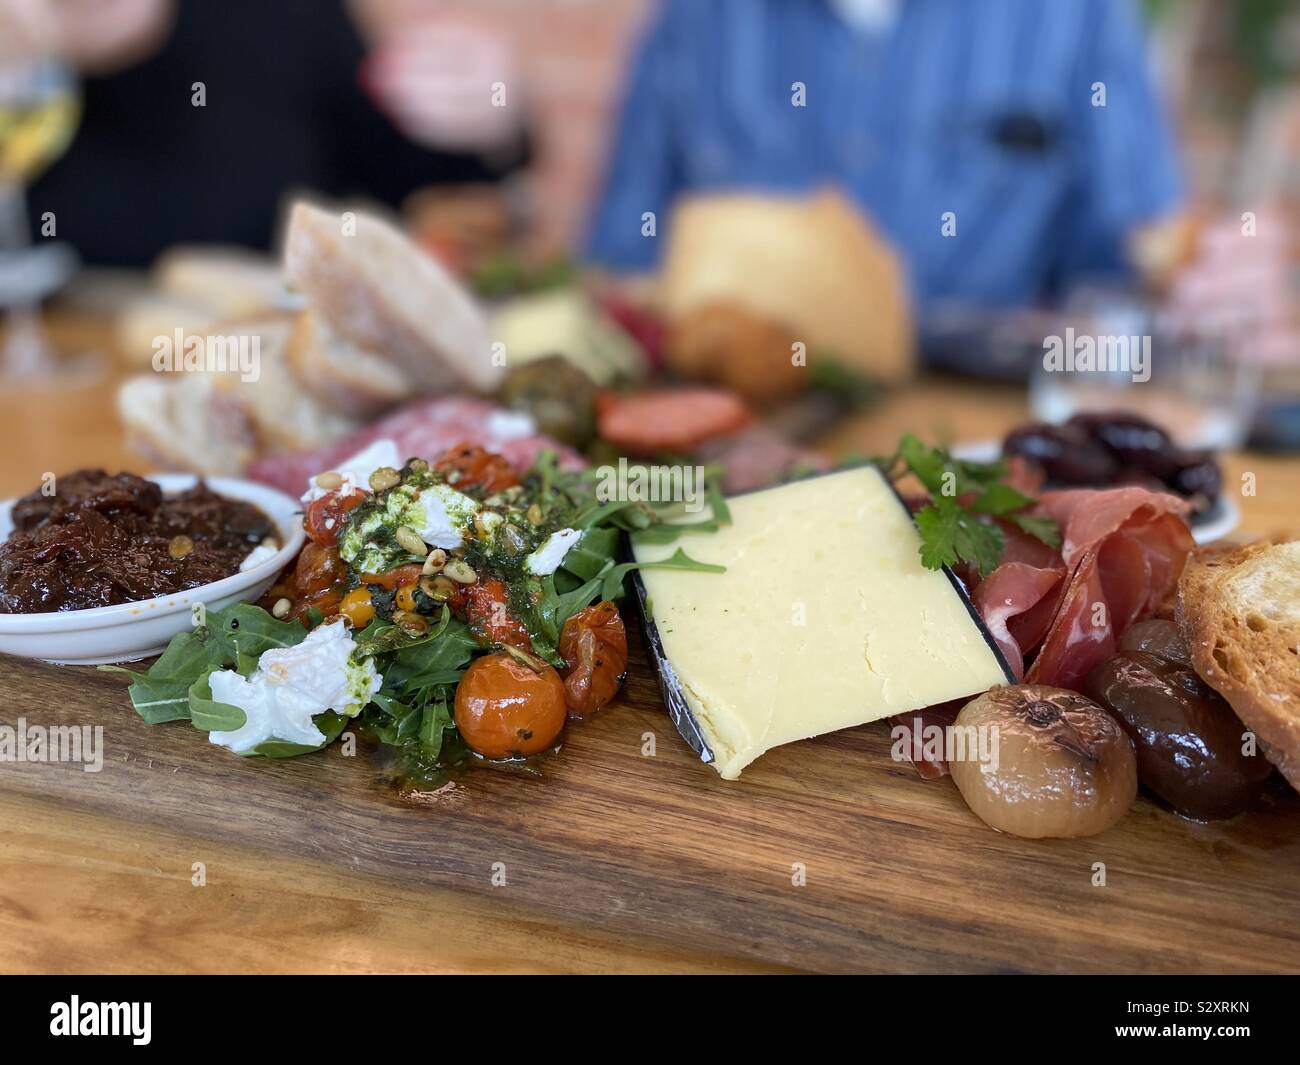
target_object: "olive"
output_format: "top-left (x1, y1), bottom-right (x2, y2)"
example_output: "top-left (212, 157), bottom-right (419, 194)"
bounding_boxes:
top-left (1117, 618), bottom-right (1191, 667)
top-left (497, 355), bottom-right (597, 448)
top-left (1066, 411), bottom-right (1179, 479)
top-left (1168, 451), bottom-right (1222, 510)
top-left (1084, 651), bottom-right (1273, 820)
top-left (949, 685), bottom-right (1137, 838)
top-left (1003, 423), bottom-right (1118, 485)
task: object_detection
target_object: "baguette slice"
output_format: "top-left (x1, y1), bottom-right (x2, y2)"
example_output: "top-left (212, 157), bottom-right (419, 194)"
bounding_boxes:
top-left (117, 313), bottom-right (360, 475)
top-left (117, 372), bottom-right (253, 476)
top-left (286, 309), bottom-right (411, 419)
top-left (154, 246), bottom-right (295, 319)
top-left (284, 201), bottom-right (498, 393)
top-left (1177, 540), bottom-right (1300, 790)
top-left (206, 313), bottom-right (359, 455)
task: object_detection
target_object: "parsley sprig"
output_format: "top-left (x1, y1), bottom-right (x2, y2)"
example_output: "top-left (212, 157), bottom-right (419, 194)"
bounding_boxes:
top-left (878, 434), bottom-right (1061, 577)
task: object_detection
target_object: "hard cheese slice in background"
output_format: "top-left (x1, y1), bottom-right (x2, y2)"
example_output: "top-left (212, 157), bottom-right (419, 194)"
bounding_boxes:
top-left (633, 466), bottom-right (1012, 779)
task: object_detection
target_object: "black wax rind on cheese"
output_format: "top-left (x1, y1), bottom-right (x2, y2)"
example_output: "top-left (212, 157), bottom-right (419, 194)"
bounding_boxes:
top-left (626, 462), bottom-right (1015, 772)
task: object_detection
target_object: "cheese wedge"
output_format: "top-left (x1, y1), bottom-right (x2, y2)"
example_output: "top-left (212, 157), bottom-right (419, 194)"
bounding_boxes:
top-left (633, 467), bottom-right (1011, 778)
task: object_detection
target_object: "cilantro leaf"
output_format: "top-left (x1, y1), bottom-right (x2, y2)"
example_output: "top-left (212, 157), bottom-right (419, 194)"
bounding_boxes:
top-left (914, 500), bottom-right (961, 570)
top-left (970, 481), bottom-right (1035, 517)
top-left (892, 435), bottom-right (1056, 576)
top-left (1008, 511), bottom-right (1063, 549)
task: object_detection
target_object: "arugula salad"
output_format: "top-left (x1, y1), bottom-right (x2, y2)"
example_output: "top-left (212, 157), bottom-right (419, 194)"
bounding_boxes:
top-left (103, 442), bottom-right (725, 780)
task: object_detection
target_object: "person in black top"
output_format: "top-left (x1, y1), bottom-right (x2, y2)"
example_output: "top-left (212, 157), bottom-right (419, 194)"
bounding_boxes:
top-left (24, 0), bottom-right (527, 266)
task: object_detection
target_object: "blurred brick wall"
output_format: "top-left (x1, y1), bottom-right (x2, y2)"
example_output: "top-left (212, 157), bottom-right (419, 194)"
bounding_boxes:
top-left (355, 0), bottom-right (655, 253)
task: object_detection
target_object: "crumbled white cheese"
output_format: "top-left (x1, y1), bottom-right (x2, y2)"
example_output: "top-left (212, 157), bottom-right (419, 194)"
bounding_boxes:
top-left (207, 620), bottom-right (382, 755)
top-left (301, 438), bottom-right (401, 505)
top-left (524, 527), bottom-right (582, 576)
top-left (409, 482), bottom-right (481, 550)
top-left (238, 540), bottom-right (280, 572)
top-left (484, 409), bottom-right (537, 441)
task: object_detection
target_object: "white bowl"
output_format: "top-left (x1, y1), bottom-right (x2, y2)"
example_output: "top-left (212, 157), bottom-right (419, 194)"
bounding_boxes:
top-left (0, 474), bottom-right (305, 665)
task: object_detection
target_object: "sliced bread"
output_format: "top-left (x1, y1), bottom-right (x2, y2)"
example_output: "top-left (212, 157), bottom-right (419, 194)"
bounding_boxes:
top-left (284, 201), bottom-right (499, 393)
top-left (1176, 540), bottom-right (1300, 790)
top-left (206, 313), bottom-right (360, 455)
top-left (285, 309), bottom-right (412, 419)
top-left (117, 313), bottom-right (360, 475)
top-left (117, 372), bottom-right (253, 477)
top-left (154, 246), bottom-right (296, 319)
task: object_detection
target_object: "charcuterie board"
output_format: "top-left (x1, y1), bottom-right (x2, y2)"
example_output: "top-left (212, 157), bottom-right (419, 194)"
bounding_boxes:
top-left (2, 622), bottom-right (1297, 975)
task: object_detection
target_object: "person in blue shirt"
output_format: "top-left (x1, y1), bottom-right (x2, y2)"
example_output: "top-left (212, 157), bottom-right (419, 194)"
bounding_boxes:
top-left (586, 0), bottom-right (1183, 320)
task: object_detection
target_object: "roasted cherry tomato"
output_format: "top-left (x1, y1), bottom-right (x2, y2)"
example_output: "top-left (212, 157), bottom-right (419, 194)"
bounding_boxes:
top-left (304, 488), bottom-right (367, 547)
top-left (460, 578), bottom-right (531, 648)
top-left (339, 587), bottom-right (376, 628)
top-left (360, 564), bottom-right (424, 591)
top-left (454, 652), bottom-right (567, 759)
top-left (268, 542), bottom-right (348, 620)
top-left (433, 442), bottom-right (520, 495)
top-left (558, 600), bottom-right (628, 719)
top-left (294, 542), bottom-right (347, 595)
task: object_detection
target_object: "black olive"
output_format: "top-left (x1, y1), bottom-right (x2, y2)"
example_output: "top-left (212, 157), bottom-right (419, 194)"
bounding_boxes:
top-left (1168, 451), bottom-right (1222, 509)
top-left (1003, 423), bottom-right (1118, 485)
top-left (1067, 411), bottom-right (1179, 479)
top-left (1084, 650), bottom-right (1273, 820)
top-left (1117, 618), bottom-right (1191, 666)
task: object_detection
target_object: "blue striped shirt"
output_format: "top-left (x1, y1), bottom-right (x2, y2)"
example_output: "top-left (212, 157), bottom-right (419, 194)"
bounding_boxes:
top-left (585, 0), bottom-right (1183, 311)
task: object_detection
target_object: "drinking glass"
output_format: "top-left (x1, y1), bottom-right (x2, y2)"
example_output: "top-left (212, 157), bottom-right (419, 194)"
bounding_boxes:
top-left (0, 54), bottom-right (82, 382)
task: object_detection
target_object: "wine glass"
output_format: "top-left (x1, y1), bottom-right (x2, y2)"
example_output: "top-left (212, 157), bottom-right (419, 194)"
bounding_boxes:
top-left (0, 53), bottom-right (83, 382)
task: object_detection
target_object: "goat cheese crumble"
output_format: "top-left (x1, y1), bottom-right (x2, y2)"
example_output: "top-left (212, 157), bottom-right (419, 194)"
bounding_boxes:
top-left (207, 620), bottom-right (381, 754)
top-left (524, 527), bottom-right (582, 576)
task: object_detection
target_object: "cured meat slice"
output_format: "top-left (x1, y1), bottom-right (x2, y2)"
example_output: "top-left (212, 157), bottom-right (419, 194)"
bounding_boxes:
top-left (248, 397), bottom-right (586, 493)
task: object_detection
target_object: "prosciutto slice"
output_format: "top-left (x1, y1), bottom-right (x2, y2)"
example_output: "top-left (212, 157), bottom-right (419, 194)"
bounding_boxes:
top-left (899, 485), bottom-right (1193, 779)
top-left (1014, 488), bottom-right (1193, 689)
top-left (247, 396), bottom-right (586, 494)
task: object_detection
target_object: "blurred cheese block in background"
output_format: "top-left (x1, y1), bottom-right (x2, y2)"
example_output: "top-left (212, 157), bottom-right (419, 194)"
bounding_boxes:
top-left (634, 467), bottom-right (1011, 779)
top-left (488, 288), bottom-right (646, 385)
top-left (658, 189), bottom-right (915, 389)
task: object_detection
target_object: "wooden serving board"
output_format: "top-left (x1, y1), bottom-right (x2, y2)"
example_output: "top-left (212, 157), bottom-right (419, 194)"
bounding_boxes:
top-left (2, 630), bottom-right (1298, 974)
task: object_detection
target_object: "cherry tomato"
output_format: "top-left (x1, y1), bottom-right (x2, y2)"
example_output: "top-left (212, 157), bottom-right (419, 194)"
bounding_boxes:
top-left (271, 543), bottom-right (348, 621)
top-left (433, 442), bottom-right (520, 495)
top-left (294, 543), bottom-right (347, 595)
top-left (459, 578), bottom-right (531, 648)
top-left (360, 564), bottom-right (424, 591)
top-left (304, 488), bottom-right (367, 547)
top-left (558, 601), bottom-right (628, 719)
top-left (454, 652), bottom-right (567, 759)
top-left (339, 587), bottom-right (375, 628)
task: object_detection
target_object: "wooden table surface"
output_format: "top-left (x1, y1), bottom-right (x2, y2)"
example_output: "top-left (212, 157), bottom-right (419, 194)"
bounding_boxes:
top-left (1, 333), bottom-right (1296, 974)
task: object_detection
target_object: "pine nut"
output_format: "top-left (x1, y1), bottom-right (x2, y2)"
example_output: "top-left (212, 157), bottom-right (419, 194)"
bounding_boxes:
top-left (421, 548), bottom-right (447, 574)
top-left (395, 526), bottom-right (428, 556)
top-left (424, 575), bottom-right (456, 602)
top-left (394, 610), bottom-right (428, 635)
top-left (315, 470), bottom-right (343, 491)
top-left (369, 467), bottom-right (401, 492)
top-left (442, 559), bottom-right (477, 584)
top-left (272, 597), bottom-right (291, 619)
